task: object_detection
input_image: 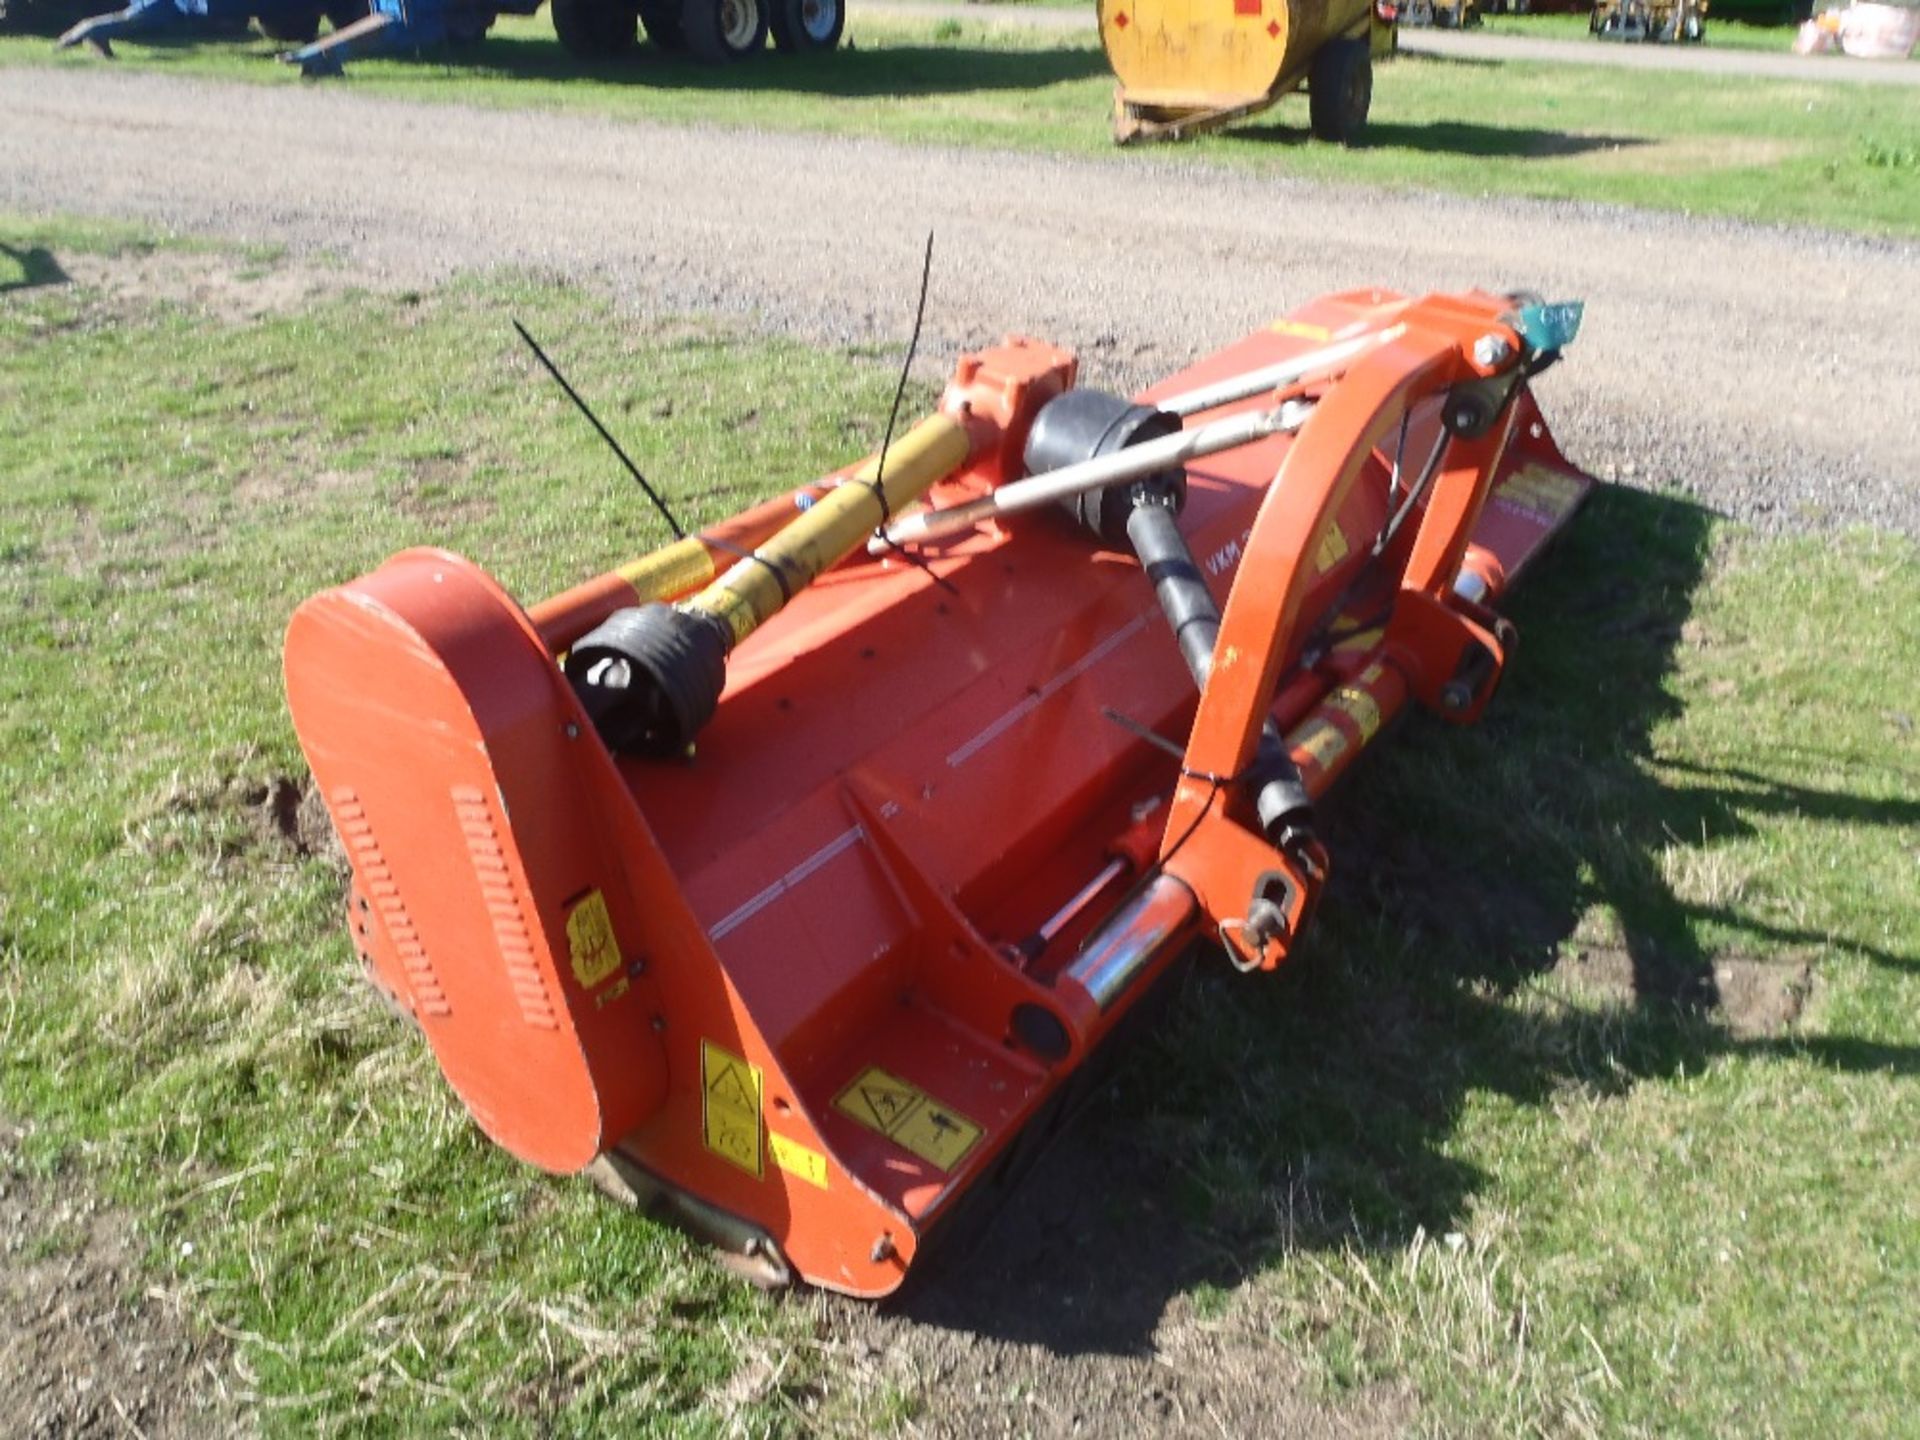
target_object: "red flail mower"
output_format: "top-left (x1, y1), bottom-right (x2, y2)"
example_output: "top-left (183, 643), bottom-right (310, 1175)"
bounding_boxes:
top-left (286, 286), bottom-right (1593, 1296)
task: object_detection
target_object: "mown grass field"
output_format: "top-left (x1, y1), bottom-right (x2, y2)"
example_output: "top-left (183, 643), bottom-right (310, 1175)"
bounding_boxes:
top-left (3, 12), bottom-right (1919, 236)
top-left (2, 218), bottom-right (1917, 1435)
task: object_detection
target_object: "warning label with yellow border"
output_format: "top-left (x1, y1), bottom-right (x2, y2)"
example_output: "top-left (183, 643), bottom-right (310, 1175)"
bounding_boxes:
top-left (833, 1067), bottom-right (982, 1173)
top-left (1494, 463), bottom-right (1586, 526)
top-left (701, 1040), bottom-right (763, 1179)
top-left (565, 889), bottom-right (622, 990)
top-left (1313, 522), bottom-right (1350, 576)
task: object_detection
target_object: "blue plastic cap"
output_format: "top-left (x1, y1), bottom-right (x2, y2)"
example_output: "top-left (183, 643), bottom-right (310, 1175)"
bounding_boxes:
top-left (1514, 301), bottom-right (1584, 356)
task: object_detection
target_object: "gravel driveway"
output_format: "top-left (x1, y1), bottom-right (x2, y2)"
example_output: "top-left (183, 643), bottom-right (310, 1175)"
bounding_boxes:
top-left (9, 67), bottom-right (1915, 534)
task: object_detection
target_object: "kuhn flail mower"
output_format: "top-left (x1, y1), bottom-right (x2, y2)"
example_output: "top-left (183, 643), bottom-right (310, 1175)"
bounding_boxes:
top-left (286, 286), bottom-right (1593, 1297)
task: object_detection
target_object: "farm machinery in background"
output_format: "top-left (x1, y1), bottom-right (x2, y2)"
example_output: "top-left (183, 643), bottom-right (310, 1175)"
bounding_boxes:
top-left (1384, 0), bottom-right (1483, 29)
top-left (1590, 0), bottom-right (1707, 39)
top-left (1098, 0), bottom-right (1400, 144)
top-left (285, 284), bottom-right (1595, 1294)
top-left (50, 0), bottom-right (842, 74)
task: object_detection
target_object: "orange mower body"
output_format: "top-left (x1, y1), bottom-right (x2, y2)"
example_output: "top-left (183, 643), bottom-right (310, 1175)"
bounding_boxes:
top-left (285, 286), bottom-right (1596, 1297)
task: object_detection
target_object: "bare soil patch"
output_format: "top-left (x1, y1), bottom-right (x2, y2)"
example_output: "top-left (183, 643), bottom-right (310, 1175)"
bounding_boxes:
top-left (248, 774), bottom-right (347, 868)
top-left (809, 1118), bottom-right (1417, 1439)
top-left (0, 1121), bottom-right (235, 1440)
top-left (1554, 945), bottom-right (1819, 1037)
top-left (54, 248), bottom-right (358, 326)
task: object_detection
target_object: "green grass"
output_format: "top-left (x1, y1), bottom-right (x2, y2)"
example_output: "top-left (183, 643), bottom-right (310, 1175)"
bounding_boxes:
top-left (3, 217), bottom-right (1917, 1435)
top-left (4, 13), bottom-right (1919, 235)
top-left (1102, 503), bottom-right (1920, 1432)
top-left (0, 216), bottom-right (916, 1436)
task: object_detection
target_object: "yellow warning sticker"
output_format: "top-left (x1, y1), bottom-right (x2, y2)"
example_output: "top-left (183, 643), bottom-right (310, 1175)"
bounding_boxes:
top-left (566, 890), bottom-right (622, 989)
top-left (1313, 522), bottom-right (1350, 575)
top-left (1327, 676), bottom-right (1383, 744)
top-left (1495, 464), bottom-right (1586, 525)
top-left (833, 1067), bottom-right (982, 1173)
top-left (1291, 717), bottom-right (1349, 771)
top-left (701, 1040), bottom-right (764, 1179)
top-left (769, 1133), bottom-right (830, 1189)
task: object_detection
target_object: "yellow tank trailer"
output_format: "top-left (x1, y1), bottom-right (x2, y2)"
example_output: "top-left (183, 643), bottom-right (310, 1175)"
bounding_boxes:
top-left (1099, 0), bottom-right (1395, 144)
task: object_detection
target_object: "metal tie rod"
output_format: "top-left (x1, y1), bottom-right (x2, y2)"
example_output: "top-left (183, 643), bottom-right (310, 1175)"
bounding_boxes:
top-left (872, 399), bottom-right (1314, 551)
top-left (1155, 322), bottom-right (1405, 418)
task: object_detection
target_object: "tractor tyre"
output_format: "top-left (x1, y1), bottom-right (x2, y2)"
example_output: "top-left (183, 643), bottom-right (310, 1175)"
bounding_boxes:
top-left (258, 6), bottom-right (324, 42)
top-left (639, 0), bottom-right (685, 48)
top-left (553, 0), bottom-right (637, 57)
top-left (1308, 37), bottom-right (1371, 146)
top-left (681, 0), bottom-right (766, 62)
top-left (322, 0), bottom-right (367, 28)
top-left (769, 0), bottom-right (842, 52)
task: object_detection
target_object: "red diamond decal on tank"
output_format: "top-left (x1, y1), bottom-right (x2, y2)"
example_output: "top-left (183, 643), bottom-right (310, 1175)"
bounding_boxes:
top-left (1114, 9), bottom-right (1129, 25)
top-left (1267, 18), bottom-right (1281, 35)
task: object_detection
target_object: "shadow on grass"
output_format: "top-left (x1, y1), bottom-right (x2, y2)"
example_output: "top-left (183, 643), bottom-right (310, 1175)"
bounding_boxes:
top-left (888, 483), bottom-right (1916, 1354)
top-left (0, 243), bottom-right (70, 295)
top-left (1232, 117), bottom-right (1646, 158)
top-left (388, 33), bottom-right (1110, 96)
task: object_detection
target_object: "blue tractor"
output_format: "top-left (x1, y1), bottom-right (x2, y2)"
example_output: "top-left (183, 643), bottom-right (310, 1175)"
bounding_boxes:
top-left (52, 0), bottom-right (844, 74)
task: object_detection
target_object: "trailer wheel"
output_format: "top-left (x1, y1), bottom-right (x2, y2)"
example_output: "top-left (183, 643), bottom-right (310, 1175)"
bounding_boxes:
top-left (681, 0), bottom-right (766, 61)
top-left (1308, 38), bottom-right (1371, 146)
top-left (258, 6), bottom-right (323, 42)
top-left (553, 0), bottom-right (637, 57)
top-left (639, 0), bottom-right (685, 48)
top-left (769, 0), bottom-right (841, 51)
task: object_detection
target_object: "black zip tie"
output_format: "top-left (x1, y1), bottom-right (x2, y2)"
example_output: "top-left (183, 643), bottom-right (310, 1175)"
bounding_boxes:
top-left (865, 231), bottom-right (935, 528)
top-left (512, 320), bottom-right (685, 541)
top-left (701, 531), bottom-right (800, 604)
top-left (1099, 707), bottom-right (1240, 788)
top-left (862, 231), bottom-right (957, 596)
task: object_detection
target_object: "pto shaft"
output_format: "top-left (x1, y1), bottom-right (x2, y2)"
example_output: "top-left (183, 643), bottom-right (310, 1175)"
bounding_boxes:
top-left (565, 413), bottom-right (972, 756)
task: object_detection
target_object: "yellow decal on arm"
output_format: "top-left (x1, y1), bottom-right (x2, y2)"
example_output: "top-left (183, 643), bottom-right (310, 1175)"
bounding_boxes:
top-left (1314, 522), bottom-right (1350, 575)
top-left (1328, 681), bottom-right (1382, 743)
top-left (1292, 717), bottom-right (1348, 770)
top-left (701, 1040), bottom-right (764, 1179)
top-left (833, 1067), bottom-right (983, 1173)
top-left (769, 1133), bottom-right (830, 1189)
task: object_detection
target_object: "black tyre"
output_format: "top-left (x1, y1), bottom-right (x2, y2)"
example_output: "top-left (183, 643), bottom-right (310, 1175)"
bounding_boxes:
top-left (258, 6), bottom-right (323, 42)
top-left (769, 0), bottom-right (841, 51)
top-left (681, 0), bottom-right (766, 62)
top-left (1308, 37), bottom-right (1371, 146)
top-left (322, 0), bottom-right (366, 28)
top-left (552, 0), bottom-right (636, 57)
top-left (639, 0), bottom-right (684, 47)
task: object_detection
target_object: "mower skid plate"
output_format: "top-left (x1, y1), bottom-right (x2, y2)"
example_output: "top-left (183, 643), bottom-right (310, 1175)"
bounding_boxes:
top-left (286, 286), bottom-right (1596, 1295)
